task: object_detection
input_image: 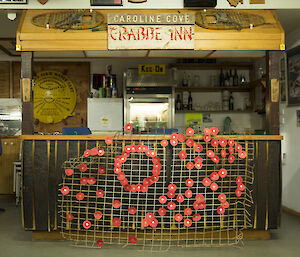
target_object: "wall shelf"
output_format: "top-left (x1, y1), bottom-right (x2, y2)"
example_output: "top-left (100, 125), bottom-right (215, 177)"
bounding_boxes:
top-left (170, 62), bottom-right (254, 70)
top-left (175, 86), bottom-right (254, 92)
top-left (176, 110), bottom-right (253, 114)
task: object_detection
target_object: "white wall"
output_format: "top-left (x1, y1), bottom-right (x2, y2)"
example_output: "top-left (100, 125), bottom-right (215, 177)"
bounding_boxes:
top-left (280, 29), bottom-right (300, 213)
top-left (1, 0), bottom-right (300, 9)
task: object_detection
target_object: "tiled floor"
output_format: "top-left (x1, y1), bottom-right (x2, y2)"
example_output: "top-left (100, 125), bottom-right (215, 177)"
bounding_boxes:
top-left (0, 199), bottom-right (300, 257)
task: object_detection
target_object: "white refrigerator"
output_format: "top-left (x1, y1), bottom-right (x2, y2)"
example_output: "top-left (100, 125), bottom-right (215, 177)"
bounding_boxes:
top-left (87, 98), bottom-right (123, 134)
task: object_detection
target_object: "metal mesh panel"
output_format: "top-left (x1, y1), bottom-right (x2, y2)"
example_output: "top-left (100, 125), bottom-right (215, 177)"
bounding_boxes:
top-left (58, 135), bottom-right (254, 251)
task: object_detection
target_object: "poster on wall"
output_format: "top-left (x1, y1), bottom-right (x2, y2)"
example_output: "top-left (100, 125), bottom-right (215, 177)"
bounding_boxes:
top-left (0, 0), bottom-right (27, 3)
top-left (90, 0), bottom-right (122, 6)
top-left (287, 46), bottom-right (300, 106)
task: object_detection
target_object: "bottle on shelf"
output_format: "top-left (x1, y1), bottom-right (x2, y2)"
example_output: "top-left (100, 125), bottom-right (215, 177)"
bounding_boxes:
top-left (233, 69), bottom-right (239, 87)
top-left (182, 72), bottom-right (188, 87)
top-left (240, 74), bottom-right (246, 86)
top-left (188, 92), bottom-right (193, 110)
top-left (175, 93), bottom-right (182, 111)
top-left (229, 93), bottom-right (234, 110)
top-left (229, 69), bottom-right (234, 87)
top-left (225, 71), bottom-right (230, 87)
top-left (182, 91), bottom-right (189, 110)
top-left (219, 68), bottom-right (225, 87)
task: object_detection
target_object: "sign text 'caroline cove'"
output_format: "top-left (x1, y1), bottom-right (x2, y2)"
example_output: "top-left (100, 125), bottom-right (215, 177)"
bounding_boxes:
top-left (108, 13), bottom-right (195, 50)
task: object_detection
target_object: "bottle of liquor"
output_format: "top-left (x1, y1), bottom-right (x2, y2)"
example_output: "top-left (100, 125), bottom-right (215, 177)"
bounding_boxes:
top-left (182, 91), bottom-right (189, 110)
top-left (182, 72), bottom-right (188, 87)
top-left (188, 92), bottom-right (193, 110)
top-left (175, 94), bottom-right (182, 111)
top-left (225, 71), bottom-right (230, 87)
top-left (229, 93), bottom-right (234, 110)
top-left (229, 69), bottom-right (234, 87)
top-left (233, 69), bottom-right (239, 87)
top-left (219, 68), bottom-right (225, 87)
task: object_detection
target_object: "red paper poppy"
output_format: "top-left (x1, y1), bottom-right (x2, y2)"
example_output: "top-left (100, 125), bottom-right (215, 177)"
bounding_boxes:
top-left (198, 202), bottom-right (207, 209)
top-left (210, 172), bottom-right (219, 181)
top-left (228, 147), bottom-right (234, 154)
top-left (96, 189), bottom-right (104, 198)
top-left (228, 139), bottom-right (235, 147)
top-left (236, 144), bottom-right (242, 152)
top-left (202, 177), bottom-right (211, 187)
top-left (128, 207), bottom-right (137, 215)
top-left (128, 236), bottom-right (137, 244)
top-left (136, 184), bottom-right (142, 192)
top-left (185, 189), bottom-right (193, 198)
top-left (203, 128), bottom-right (210, 135)
top-left (141, 185), bottom-right (148, 193)
top-left (161, 140), bottom-right (169, 147)
top-left (146, 150), bottom-right (152, 157)
top-left (170, 139), bottom-right (178, 146)
top-left (120, 178), bottom-right (128, 186)
top-left (142, 219), bottom-right (149, 227)
top-left (235, 189), bottom-right (242, 197)
top-left (178, 133), bottom-right (186, 143)
top-left (195, 161), bottom-right (203, 169)
top-left (112, 217), bottom-right (121, 227)
top-left (96, 240), bottom-right (104, 248)
top-left (124, 184), bottom-right (131, 192)
top-left (143, 178), bottom-right (150, 186)
top-left (219, 138), bottom-right (227, 147)
top-left (79, 164), bottom-right (87, 172)
top-left (125, 145), bottom-right (132, 153)
top-left (151, 175), bottom-right (159, 183)
top-left (195, 194), bottom-right (205, 203)
top-left (170, 132), bottom-right (178, 140)
top-left (220, 150), bottom-right (227, 158)
top-left (76, 192), bottom-right (85, 201)
top-left (204, 134), bottom-right (211, 142)
top-left (114, 161), bottom-right (122, 168)
top-left (105, 136), bottom-right (113, 145)
top-left (186, 127), bottom-right (195, 136)
top-left (167, 201), bottom-right (176, 210)
top-left (98, 148), bottom-right (105, 156)
top-left (94, 211), bottom-right (103, 220)
top-left (222, 201), bottom-right (229, 209)
top-left (98, 167), bottom-right (106, 174)
top-left (193, 213), bottom-right (201, 222)
top-left (217, 206), bottom-right (225, 215)
top-left (193, 201), bottom-right (200, 210)
top-left (211, 156), bottom-right (220, 164)
top-left (65, 168), bottom-right (74, 176)
top-left (87, 177), bottom-right (96, 185)
top-left (186, 178), bottom-right (194, 187)
top-left (158, 207), bottom-right (167, 216)
top-left (238, 183), bottom-right (245, 191)
top-left (125, 123), bottom-right (133, 131)
top-left (131, 184), bottom-right (137, 193)
top-left (218, 193), bottom-right (226, 203)
top-left (117, 172), bottom-right (126, 181)
top-left (80, 177), bottom-right (88, 185)
top-left (168, 184), bottom-right (177, 192)
top-left (90, 148), bottom-right (98, 156)
top-left (167, 191), bottom-right (175, 199)
top-left (84, 150), bottom-right (90, 157)
top-left (206, 150), bottom-right (215, 158)
top-left (175, 213), bottom-right (183, 222)
top-left (152, 156), bottom-right (160, 164)
top-left (159, 195), bottom-right (167, 204)
top-left (177, 194), bottom-right (184, 203)
top-left (186, 138), bottom-right (194, 147)
top-left (210, 127), bottom-right (219, 135)
top-left (236, 176), bottom-right (243, 184)
top-left (179, 150), bottom-right (187, 159)
top-left (66, 213), bottom-right (73, 221)
top-left (218, 168), bottom-right (227, 178)
top-left (149, 218), bottom-right (158, 228)
top-left (120, 155), bottom-right (127, 163)
top-left (210, 182), bottom-right (218, 191)
top-left (113, 200), bottom-right (121, 208)
top-left (150, 150), bottom-right (157, 158)
top-left (152, 169), bottom-right (161, 176)
top-left (195, 156), bottom-right (203, 163)
top-left (60, 186), bottom-right (70, 195)
top-left (184, 208), bottom-right (192, 216)
top-left (146, 212), bottom-right (155, 222)
top-left (228, 155), bottom-right (235, 163)
top-left (184, 218), bottom-right (192, 227)
top-left (239, 151), bottom-right (247, 159)
top-left (186, 162), bottom-right (194, 170)
top-left (194, 143), bottom-right (203, 153)
top-left (211, 139), bottom-right (218, 147)
top-left (83, 220), bottom-right (91, 229)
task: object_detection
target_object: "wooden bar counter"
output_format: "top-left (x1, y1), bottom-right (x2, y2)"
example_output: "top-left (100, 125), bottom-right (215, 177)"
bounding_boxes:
top-left (19, 134), bottom-right (282, 233)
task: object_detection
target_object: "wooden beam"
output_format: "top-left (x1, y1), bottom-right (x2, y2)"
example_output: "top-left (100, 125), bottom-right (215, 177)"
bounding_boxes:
top-left (21, 51), bottom-right (34, 135)
top-left (265, 51), bottom-right (280, 135)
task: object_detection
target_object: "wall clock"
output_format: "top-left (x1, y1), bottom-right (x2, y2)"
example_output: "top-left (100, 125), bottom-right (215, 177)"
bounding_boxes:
top-left (0, 0), bottom-right (27, 4)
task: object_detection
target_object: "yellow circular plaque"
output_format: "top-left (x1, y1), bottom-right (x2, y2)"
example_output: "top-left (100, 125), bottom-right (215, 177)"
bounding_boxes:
top-left (33, 71), bottom-right (76, 124)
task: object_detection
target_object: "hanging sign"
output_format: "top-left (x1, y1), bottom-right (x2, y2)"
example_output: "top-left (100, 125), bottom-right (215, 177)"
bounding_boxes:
top-left (108, 13), bottom-right (195, 50)
top-left (33, 71), bottom-right (77, 124)
top-left (138, 64), bottom-right (166, 74)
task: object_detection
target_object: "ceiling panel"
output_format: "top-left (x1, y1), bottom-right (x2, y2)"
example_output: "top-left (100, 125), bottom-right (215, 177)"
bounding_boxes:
top-left (210, 51), bottom-right (265, 58)
top-left (85, 50), bottom-right (148, 58)
top-left (34, 51), bottom-right (85, 58)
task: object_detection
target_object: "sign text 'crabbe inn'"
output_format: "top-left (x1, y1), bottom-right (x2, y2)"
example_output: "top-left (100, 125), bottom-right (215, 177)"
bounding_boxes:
top-left (108, 13), bottom-right (195, 50)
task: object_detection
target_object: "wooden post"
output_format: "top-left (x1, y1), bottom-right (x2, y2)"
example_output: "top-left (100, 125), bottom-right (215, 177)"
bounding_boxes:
top-left (21, 51), bottom-right (34, 134)
top-left (265, 51), bottom-right (280, 135)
